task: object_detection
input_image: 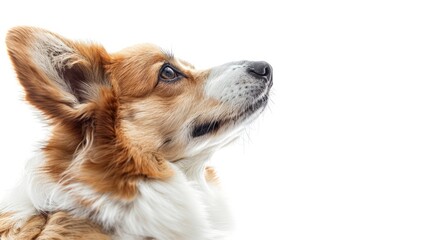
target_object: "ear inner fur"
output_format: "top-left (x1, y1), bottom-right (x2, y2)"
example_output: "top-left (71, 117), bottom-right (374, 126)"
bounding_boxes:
top-left (6, 27), bottom-right (110, 122)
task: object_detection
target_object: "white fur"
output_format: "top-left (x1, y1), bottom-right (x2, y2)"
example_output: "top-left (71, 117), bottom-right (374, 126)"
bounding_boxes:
top-left (205, 61), bottom-right (268, 108)
top-left (0, 151), bottom-right (232, 240)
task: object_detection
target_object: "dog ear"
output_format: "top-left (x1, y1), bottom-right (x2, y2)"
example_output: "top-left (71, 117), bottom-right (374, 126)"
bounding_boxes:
top-left (6, 26), bottom-right (110, 121)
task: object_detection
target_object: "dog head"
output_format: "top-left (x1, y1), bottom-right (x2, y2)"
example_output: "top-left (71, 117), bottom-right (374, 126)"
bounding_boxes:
top-left (6, 27), bottom-right (272, 199)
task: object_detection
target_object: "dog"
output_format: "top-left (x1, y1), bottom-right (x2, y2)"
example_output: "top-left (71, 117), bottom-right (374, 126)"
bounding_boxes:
top-left (0, 26), bottom-right (273, 240)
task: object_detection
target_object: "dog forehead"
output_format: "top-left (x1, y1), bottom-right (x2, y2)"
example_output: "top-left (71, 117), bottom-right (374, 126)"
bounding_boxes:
top-left (114, 44), bottom-right (198, 73)
top-left (176, 59), bottom-right (195, 70)
top-left (118, 43), bottom-right (170, 61)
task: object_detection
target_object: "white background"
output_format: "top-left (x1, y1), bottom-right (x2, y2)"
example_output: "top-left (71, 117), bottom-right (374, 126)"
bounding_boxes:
top-left (0, 1), bottom-right (428, 239)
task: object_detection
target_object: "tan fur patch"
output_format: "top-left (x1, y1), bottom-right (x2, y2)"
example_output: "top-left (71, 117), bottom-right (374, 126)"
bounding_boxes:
top-left (0, 213), bottom-right (46, 240)
top-left (37, 212), bottom-right (110, 240)
top-left (0, 212), bottom-right (109, 240)
top-left (205, 167), bottom-right (220, 184)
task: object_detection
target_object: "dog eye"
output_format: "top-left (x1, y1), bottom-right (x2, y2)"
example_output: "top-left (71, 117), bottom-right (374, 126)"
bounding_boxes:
top-left (159, 65), bottom-right (180, 82)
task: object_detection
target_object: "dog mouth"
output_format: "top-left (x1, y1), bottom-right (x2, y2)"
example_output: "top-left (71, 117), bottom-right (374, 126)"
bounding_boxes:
top-left (191, 94), bottom-right (269, 138)
top-left (192, 120), bottom-right (222, 138)
top-left (233, 94), bottom-right (269, 121)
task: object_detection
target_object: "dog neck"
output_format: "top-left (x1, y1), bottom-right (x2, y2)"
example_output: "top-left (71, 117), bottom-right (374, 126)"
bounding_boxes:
top-left (173, 152), bottom-right (213, 183)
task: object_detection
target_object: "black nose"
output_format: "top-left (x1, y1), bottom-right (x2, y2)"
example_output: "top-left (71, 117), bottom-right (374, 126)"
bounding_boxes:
top-left (247, 61), bottom-right (273, 81)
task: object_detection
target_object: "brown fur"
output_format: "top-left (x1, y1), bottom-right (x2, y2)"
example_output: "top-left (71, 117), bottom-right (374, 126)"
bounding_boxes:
top-left (0, 212), bottom-right (109, 240)
top-left (37, 212), bottom-right (110, 240)
top-left (0, 213), bottom-right (46, 239)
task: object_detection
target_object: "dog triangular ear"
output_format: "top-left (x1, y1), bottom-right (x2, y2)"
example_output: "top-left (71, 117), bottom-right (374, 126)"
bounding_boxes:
top-left (6, 26), bottom-right (110, 121)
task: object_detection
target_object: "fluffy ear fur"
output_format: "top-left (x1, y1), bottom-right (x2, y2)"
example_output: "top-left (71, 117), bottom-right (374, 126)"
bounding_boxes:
top-left (6, 26), bottom-right (110, 121)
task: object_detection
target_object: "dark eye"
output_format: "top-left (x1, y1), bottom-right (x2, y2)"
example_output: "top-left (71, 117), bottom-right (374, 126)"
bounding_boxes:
top-left (159, 65), bottom-right (181, 82)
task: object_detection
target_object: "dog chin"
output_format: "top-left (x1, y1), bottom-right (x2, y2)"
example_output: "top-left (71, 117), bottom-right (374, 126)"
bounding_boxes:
top-left (235, 94), bottom-right (269, 122)
top-left (194, 94), bottom-right (269, 140)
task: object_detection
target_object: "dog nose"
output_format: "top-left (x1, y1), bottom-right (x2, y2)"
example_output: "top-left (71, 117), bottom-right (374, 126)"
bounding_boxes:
top-left (247, 61), bottom-right (273, 81)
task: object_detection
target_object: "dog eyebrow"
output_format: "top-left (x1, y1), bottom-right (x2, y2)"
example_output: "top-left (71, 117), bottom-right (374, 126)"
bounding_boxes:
top-left (161, 48), bottom-right (175, 60)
